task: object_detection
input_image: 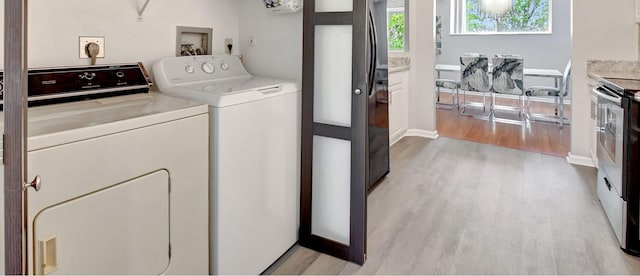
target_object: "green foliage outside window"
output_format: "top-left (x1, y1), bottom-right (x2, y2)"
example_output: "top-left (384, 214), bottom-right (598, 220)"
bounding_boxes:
top-left (388, 12), bottom-right (405, 51)
top-left (466, 0), bottom-right (550, 33)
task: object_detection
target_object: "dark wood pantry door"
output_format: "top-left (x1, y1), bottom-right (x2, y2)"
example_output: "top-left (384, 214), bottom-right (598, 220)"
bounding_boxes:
top-left (299, 0), bottom-right (370, 265)
top-left (4, 0), bottom-right (30, 274)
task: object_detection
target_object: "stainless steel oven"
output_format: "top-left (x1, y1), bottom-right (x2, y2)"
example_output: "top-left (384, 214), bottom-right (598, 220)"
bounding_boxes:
top-left (592, 84), bottom-right (627, 248)
top-left (593, 77), bottom-right (640, 256)
top-left (595, 86), bottom-right (625, 191)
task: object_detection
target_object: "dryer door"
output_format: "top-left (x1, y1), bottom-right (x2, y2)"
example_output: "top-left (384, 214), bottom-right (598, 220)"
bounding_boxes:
top-left (32, 170), bottom-right (170, 275)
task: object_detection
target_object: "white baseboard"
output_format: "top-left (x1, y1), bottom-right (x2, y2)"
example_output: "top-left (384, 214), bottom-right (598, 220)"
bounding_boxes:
top-left (590, 149), bottom-right (598, 168)
top-left (566, 152), bottom-right (596, 168)
top-left (390, 129), bottom-right (407, 146)
top-left (404, 129), bottom-right (439, 140)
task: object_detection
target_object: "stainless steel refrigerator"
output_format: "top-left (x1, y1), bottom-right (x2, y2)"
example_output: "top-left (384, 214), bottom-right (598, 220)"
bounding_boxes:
top-left (368, 0), bottom-right (390, 190)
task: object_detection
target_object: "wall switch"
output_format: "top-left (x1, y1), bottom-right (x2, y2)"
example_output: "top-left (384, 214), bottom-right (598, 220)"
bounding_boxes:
top-left (79, 36), bottom-right (105, 59)
top-left (249, 36), bottom-right (256, 47)
top-left (225, 38), bottom-right (233, 54)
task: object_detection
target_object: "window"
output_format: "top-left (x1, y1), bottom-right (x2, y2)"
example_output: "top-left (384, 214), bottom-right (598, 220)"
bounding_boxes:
top-left (452, 0), bottom-right (551, 34)
top-left (387, 0), bottom-right (409, 51)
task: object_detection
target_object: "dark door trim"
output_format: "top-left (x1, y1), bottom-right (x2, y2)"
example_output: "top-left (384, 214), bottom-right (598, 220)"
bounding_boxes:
top-left (4, 0), bottom-right (29, 274)
top-left (299, 0), bottom-right (368, 265)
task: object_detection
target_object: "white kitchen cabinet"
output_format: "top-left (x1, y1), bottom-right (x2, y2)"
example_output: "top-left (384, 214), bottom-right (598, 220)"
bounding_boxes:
top-left (389, 70), bottom-right (409, 145)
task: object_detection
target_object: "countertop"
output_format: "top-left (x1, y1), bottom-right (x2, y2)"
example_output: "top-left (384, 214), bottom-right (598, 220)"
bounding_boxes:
top-left (389, 56), bottom-right (411, 73)
top-left (587, 60), bottom-right (640, 81)
top-left (587, 60), bottom-right (640, 98)
top-left (587, 60), bottom-right (640, 95)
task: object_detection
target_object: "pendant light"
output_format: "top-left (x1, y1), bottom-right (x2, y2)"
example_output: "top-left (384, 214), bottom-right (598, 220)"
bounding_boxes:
top-left (481, 0), bottom-right (513, 17)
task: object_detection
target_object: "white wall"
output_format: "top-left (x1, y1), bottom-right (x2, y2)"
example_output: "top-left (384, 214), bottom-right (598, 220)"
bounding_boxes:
top-left (571, 0), bottom-right (638, 160)
top-left (0, 0), bottom-right (240, 76)
top-left (407, 0), bottom-right (437, 135)
top-left (435, 0), bottom-right (571, 87)
top-left (237, 0), bottom-right (303, 85)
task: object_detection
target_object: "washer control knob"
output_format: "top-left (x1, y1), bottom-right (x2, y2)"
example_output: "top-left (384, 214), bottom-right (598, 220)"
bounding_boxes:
top-left (220, 63), bottom-right (229, 71)
top-left (202, 62), bottom-right (215, 74)
top-left (116, 71), bottom-right (125, 78)
top-left (185, 65), bottom-right (195, 74)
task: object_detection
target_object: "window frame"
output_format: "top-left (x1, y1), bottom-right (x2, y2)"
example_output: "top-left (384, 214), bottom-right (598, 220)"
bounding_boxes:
top-left (450, 0), bottom-right (553, 35)
top-left (387, 0), bottom-right (410, 52)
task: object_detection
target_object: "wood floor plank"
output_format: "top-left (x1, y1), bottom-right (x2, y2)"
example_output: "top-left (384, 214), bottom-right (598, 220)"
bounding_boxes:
top-left (269, 137), bottom-right (640, 275)
top-left (270, 246), bottom-right (321, 275)
top-left (436, 93), bottom-right (571, 157)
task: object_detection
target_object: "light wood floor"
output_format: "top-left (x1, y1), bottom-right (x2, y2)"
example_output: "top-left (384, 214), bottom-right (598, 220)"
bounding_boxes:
top-left (436, 93), bottom-right (571, 157)
top-left (268, 137), bottom-right (640, 275)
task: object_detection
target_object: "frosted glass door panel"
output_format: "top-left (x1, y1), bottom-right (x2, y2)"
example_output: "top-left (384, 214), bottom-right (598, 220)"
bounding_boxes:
top-left (315, 0), bottom-right (353, 12)
top-left (314, 25), bottom-right (353, 127)
top-left (312, 136), bottom-right (351, 245)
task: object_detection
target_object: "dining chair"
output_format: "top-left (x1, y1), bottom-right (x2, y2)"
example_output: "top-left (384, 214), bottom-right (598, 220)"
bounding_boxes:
top-left (524, 60), bottom-right (571, 128)
top-left (435, 78), bottom-right (459, 110)
top-left (459, 53), bottom-right (490, 116)
top-left (491, 54), bottom-right (524, 120)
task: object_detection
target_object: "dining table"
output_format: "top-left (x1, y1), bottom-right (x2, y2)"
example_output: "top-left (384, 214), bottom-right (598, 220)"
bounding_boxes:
top-left (435, 63), bottom-right (566, 125)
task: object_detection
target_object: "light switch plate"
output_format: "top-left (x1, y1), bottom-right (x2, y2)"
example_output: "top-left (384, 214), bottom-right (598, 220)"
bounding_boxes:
top-left (79, 36), bottom-right (105, 59)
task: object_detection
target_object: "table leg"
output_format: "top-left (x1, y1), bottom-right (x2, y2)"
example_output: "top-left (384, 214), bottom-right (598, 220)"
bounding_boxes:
top-left (558, 76), bottom-right (564, 128)
top-left (437, 70), bottom-right (441, 102)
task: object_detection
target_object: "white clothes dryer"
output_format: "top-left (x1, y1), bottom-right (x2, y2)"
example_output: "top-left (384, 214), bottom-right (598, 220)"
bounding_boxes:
top-left (0, 64), bottom-right (210, 275)
top-left (153, 55), bottom-right (300, 275)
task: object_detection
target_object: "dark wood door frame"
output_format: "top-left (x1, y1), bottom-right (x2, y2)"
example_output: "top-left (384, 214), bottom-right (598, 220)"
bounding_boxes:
top-left (4, 0), bottom-right (29, 274)
top-left (299, 0), bottom-right (369, 265)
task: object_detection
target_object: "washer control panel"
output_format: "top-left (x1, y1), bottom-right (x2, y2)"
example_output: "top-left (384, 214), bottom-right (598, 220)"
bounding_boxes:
top-left (183, 60), bottom-right (231, 75)
top-left (156, 55), bottom-right (247, 86)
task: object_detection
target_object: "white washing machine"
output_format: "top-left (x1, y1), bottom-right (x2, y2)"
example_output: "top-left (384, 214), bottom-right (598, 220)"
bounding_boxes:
top-left (153, 55), bottom-right (300, 275)
top-left (0, 64), bottom-right (210, 275)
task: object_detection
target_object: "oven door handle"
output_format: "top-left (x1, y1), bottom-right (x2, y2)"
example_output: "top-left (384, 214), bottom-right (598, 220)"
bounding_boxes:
top-left (604, 177), bottom-right (613, 191)
top-left (592, 87), bottom-right (622, 106)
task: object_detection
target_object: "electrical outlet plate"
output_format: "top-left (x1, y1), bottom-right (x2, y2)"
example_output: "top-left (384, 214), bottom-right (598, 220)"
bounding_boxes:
top-left (224, 38), bottom-right (233, 54)
top-left (79, 36), bottom-right (105, 59)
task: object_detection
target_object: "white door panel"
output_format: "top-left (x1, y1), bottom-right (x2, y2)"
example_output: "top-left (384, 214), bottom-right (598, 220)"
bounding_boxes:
top-left (33, 170), bottom-right (170, 275)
